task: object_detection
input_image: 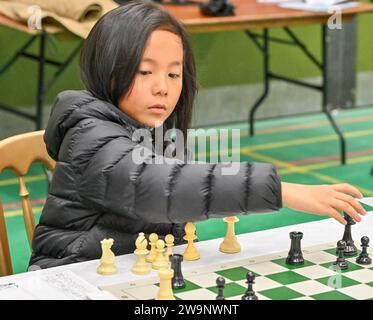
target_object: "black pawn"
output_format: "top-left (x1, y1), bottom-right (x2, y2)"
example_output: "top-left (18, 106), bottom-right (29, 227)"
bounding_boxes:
top-left (286, 231), bottom-right (305, 265)
top-left (356, 236), bottom-right (372, 265)
top-left (334, 240), bottom-right (349, 270)
top-left (170, 254), bottom-right (186, 290)
top-left (338, 213), bottom-right (357, 257)
top-left (216, 276), bottom-right (225, 300)
top-left (241, 272), bottom-right (258, 300)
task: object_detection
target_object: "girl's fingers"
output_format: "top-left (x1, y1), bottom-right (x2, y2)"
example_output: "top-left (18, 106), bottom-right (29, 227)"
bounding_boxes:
top-left (331, 199), bottom-right (362, 222)
top-left (333, 192), bottom-right (367, 216)
top-left (327, 208), bottom-right (347, 225)
top-left (333, 183), bottom-right (363, 199)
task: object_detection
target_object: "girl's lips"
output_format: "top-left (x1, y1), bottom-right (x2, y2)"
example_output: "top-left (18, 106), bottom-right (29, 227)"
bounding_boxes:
top-left (148, 104), bottom-right (166, 114)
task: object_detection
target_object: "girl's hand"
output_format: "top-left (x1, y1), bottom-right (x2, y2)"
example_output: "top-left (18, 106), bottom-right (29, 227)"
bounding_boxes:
top-left (281, 182), bottom-right (367, 225)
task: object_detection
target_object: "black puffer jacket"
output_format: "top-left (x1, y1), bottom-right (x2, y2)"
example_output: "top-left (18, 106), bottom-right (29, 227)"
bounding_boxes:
top-left (29, 90), bottom-right (282, 269)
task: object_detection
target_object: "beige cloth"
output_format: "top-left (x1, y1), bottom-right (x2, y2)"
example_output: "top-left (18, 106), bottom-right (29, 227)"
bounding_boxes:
top-left (0, 0), bottom-right (118, 39)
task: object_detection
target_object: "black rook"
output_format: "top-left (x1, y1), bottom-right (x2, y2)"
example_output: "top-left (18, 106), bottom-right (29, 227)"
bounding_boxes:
top-left (170, 254), bottom-right (186, 290)
top-left (286, 231), bottom-right (305, 265)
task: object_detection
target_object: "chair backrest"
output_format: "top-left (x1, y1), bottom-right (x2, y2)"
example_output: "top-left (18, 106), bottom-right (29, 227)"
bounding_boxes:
top-left (0, 130), bottom-right (55, 276)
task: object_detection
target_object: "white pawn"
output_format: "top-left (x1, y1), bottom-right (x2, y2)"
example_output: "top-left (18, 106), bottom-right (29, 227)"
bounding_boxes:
top-left (165, 234), bottom-right (175, 258)
top-left (183, 222), bottom-right (200, 261)
top-left (152, 239), bottom-right (169, 270)
top-left (131, 232), bottom-right (151, 275)
top-left (146, 233), bottom-right (158, 263)
top-left (97, 238), bottom-right (118, 275)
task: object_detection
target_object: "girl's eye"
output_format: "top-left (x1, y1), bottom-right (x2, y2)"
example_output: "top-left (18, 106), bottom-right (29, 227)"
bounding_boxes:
top-left (169, 73), bottom-right (180, 79)
top-left (139, 70), bottom-right (151, 75)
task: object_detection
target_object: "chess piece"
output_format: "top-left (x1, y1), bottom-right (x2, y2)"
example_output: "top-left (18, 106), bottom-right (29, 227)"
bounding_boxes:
top-left (286, 231), bottom-right (305, 265)
top-left (183, 222), bottom-right (200, 261)
top-left (170, 254), bottom-right (186, 290)
top-left (334, 240), bottom-right (349, 270)
top-left (152, 239), bottom-right (169, 270)
top-left (131, 232), bottom-right (151, 275)
top-left (146, 233), bottom-right (158, 263)
top-left (338, 212), bottom-right (357, 256)
top-left (97, 238), bottom-right (118, 275)
top-left (216, 276), bottom-right (225, 300)
top-left (356, 236), bottom-right (372, 265)
top-left (156, 267), bottom-right (175, 300)
top-left (241, 272), bottom-right (258, 300)
top-left (165, 234), bottom-right (175, 258)
top-left (219, 216), bottom-right (241, 254)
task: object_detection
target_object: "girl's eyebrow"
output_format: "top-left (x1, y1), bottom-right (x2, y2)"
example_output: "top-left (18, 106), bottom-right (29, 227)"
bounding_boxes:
top-left (142, 57), bottom-right (182, 66)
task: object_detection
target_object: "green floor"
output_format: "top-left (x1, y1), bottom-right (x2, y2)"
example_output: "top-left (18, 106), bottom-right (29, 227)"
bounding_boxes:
top-left (1, 107), bottom-right (373, 274)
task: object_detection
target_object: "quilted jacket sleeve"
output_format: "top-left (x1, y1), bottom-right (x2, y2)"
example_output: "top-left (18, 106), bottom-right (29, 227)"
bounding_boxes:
top-left (76, 122), bottom-right (282, 224)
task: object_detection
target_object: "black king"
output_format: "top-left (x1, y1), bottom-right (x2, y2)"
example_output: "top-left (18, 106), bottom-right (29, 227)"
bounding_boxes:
top-left (338, 212), bottom-right (358, 257)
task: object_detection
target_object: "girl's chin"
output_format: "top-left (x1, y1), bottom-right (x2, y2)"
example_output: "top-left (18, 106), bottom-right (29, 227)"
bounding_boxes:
top-left (144, 118), bottom-right (165, 128)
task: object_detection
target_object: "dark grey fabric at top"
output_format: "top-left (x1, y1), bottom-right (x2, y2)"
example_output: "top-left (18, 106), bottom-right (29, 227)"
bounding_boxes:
top-left (29, 90), bottom-right (282, 269)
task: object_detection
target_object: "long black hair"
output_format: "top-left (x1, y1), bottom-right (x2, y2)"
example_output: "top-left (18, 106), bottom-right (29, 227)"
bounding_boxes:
top-left (80, 0), bottom-right (198, 137)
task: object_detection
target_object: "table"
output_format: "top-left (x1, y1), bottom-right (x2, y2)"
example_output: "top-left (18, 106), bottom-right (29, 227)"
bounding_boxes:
top-left (1, 212), bottom-right (372, 300)
top-left (164, 0), bottom-right (373, 32)
top-left (164, 0), bottom-right (373, 165)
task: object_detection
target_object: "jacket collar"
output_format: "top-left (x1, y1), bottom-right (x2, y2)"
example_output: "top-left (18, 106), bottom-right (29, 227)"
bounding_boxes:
top-left (98, 94), bottom-right (154, 134)
top-left (117, 106), bottom-right (152, 131)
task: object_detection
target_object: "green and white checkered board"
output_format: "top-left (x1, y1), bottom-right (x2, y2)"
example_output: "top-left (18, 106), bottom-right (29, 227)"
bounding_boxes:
top-left (100, 242), bottom-right (373, 300)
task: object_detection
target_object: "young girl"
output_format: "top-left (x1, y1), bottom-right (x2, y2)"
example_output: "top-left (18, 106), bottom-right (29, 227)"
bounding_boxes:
top-left (29, 0), bottom-right (366, 269)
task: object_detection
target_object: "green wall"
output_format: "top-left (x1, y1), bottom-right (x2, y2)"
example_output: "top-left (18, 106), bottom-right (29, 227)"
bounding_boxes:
top-left (0, 2), bottom-right (372, 108)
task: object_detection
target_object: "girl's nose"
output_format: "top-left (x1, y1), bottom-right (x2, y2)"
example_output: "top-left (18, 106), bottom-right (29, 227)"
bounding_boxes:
top-left (152, 75), bottom-right (168, 96)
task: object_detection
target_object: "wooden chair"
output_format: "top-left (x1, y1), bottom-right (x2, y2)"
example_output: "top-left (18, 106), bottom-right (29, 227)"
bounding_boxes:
top-left (0, 130), bottom-right (55, 276)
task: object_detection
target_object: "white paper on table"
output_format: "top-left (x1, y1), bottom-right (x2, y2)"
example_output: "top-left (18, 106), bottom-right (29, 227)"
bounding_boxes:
top-left (38, 270), bottom-right (104, 300)
top-left (0, 269), bottom-right (114, 300)
top-left (0, 283), bottom-right (36, 300)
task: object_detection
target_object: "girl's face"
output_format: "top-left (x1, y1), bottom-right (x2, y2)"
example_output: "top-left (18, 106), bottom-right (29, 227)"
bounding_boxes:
top-left (118, 29), bottom-right (183, 128)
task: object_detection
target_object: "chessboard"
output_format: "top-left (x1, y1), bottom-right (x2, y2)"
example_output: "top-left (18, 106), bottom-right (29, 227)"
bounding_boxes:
top-left (99, 241), bottom-right (373, 300)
